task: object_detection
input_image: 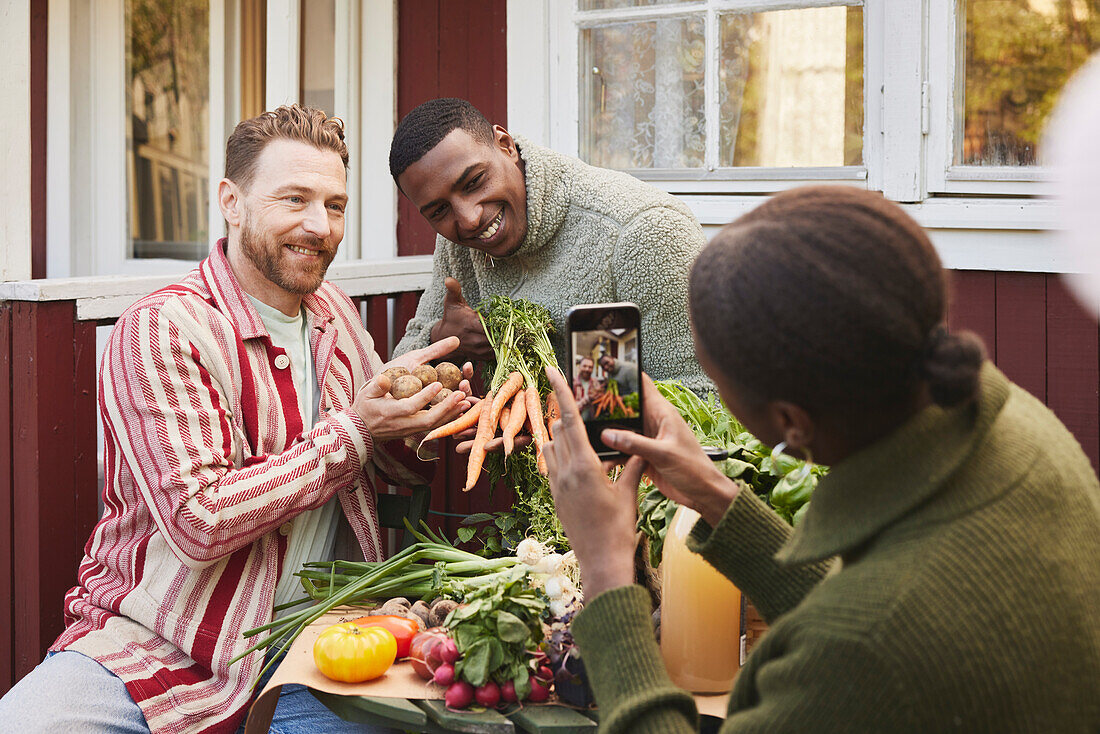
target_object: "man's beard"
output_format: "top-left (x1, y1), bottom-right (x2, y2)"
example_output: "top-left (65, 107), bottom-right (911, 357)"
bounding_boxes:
top-left (239, 218), bottom-right (335, 296)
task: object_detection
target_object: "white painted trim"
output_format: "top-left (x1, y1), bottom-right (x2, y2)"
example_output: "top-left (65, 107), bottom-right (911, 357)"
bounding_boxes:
top-left (265, 0), bottom-right (301, 109)
top-left (506, 0), bottom-right (551, 145)
top-left (860, 0), bottom-right (884, 192)
top-left (0, 257), bottom-right (435, 321)
top-left (91, 0), bottom-right (127, 276)
top-left (879, 0), bottom-right (925, 202)
top-left (209, 1), bottom-right (229, 250)
top-left (548, 0), bottom-right (579, 157)
top-left (688, 194), bottom-right (1069, 272)
top-left (358, 0), bottom-right (398, 260)
top-left (46, 0), bottom-right (73, 278)
top-left (334, 0), bottom-right (360, 261)
top-left (0, 0), bottom-right (32, 282)
top-left (682, 193), bottom-right (1059, 229)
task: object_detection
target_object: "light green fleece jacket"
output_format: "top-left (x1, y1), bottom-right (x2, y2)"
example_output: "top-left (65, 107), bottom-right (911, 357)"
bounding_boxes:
top-left (572, 364), bottom-right (1100, 732)
top-left (393, 138), bottom-right (710, 393)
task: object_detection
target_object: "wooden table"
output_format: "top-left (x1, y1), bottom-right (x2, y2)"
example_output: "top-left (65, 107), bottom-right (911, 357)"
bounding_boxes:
top-left (312, 692), bottom-right (601, 733)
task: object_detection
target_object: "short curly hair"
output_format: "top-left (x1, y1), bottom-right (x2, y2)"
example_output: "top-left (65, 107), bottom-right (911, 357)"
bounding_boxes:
top-left (389, 98), bottom-right (495, 181)
top-left (224, 104), bottom-right (348, 191)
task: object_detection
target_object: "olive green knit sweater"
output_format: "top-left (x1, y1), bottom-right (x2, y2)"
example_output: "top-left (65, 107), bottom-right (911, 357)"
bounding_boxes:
top-left (393, 138), bottom-right (710, 393)
top-left (572, 364), bottom-right (1100, 733)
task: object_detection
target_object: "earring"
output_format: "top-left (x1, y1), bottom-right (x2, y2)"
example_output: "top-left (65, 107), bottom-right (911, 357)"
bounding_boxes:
top-left (772, 441), bottom-right (814, 483)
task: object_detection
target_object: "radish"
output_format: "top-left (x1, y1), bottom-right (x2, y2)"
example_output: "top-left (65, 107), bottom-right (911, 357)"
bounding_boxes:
top-left (445, 680), bottom-right (475, 710)
top-left (527, 675), bottom-right (550, 703)
top-left (432, 663), bottom-right (455, 687)
top-left (438, 638), bottom-right (460, 664)
top-left (475, 680), bottom-right (501, 708)
top-left (500, 680), bottom-right (518, 703)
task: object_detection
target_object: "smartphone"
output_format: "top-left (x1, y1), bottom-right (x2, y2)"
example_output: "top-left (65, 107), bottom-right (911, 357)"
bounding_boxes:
top-left (565, 303), bottom-right (644, 458)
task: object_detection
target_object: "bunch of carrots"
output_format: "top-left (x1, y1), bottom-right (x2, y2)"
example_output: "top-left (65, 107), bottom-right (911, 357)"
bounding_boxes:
top-left (418, 296), bottom-right (565, 492)
top-left (591, 378), bottom-right (636, 419)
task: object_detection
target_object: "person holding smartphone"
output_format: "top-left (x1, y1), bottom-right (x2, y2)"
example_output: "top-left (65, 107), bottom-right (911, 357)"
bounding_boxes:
top-left (543, 186), bottom-right (1100, 733)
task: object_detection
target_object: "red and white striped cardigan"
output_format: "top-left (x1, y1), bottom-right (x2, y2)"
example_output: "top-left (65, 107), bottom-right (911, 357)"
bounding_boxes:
top-left (50, 241), bottom-right (432, 733)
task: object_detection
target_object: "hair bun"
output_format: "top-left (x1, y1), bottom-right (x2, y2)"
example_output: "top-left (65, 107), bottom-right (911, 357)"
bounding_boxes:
top-left (921, 327), bottom-right (985, 407)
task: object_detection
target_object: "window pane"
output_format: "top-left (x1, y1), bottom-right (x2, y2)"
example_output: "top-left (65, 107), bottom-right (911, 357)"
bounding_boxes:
top-left (126, 0), bottom-right (210, 261)
top-left (959, 0), bottom-right (1100, 166)
top-left (719, 6), bottom-right (863, 168)
top-left (580, 17), bottom-right (706, 169)
top-left (580, 0), bottom-right (693, 11)
top-left (300, 0), bottom-right (336, 114)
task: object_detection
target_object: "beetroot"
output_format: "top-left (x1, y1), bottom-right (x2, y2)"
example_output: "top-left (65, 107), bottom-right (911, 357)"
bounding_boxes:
top-left (475, 680), bottom-right (501, 708)
top-left (500, 680), bottom-right (518, 703)
top-left (445, 680), bottom-right (475, 710)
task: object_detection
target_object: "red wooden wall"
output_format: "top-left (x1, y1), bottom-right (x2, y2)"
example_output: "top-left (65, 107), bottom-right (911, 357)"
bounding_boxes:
top-left (395, 0), bottom-right (512, 537)
top-left (948, 271), bottom-right (1100, 471)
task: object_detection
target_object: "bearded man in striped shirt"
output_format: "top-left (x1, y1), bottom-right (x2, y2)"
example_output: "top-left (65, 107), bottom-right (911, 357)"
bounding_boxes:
top-left (0, 105), bottom-right (472, 734)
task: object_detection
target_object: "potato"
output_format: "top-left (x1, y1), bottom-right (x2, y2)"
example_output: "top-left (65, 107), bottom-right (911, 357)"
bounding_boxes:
top-left (390, 375), bottom-right (424, 399)
top-left (382, 366), bottom-right (410, 383)
top-left (412, 364), bottom-right (438, 386)
top-left (408, 600), bottom-right (432, 627)
top-left (429, 387), bottom-right (452, 406)
top-left (435, 362), bottom-right (462, 390)
top-left (428, 598), bottom-right (458, 628)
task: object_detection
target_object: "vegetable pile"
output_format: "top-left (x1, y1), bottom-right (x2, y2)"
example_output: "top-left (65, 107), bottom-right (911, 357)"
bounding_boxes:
top-left (231, 524), bottom-right (523, 681)
top-left (636, 380), bottom-right (826, 566)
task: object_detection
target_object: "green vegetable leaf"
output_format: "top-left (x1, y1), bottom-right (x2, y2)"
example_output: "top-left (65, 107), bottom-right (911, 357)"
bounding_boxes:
top-left (456, 526), bottom-right (477, 543)
top-left (463, 639), bottom-right (492, 687)
top-left (495, 610), bottom-right (530, 644)
top-left (462, 513), bottom-right (494, 525)
top-left (450, 600), bottom-right (483, 623)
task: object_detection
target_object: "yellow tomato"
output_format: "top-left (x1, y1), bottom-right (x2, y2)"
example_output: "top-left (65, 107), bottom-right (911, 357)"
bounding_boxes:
top-left (313, 622), bottom-right (397, 683)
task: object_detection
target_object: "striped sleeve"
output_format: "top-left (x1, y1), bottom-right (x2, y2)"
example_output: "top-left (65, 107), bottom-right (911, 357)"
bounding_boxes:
top-left (102, 300), bottom-right (372, 568)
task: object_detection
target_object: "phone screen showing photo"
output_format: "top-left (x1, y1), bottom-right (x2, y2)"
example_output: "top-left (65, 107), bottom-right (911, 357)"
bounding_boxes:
top-left (566, 303), bottom-right (644, 458)
top-left (570, 328), bottom-right (641, 423)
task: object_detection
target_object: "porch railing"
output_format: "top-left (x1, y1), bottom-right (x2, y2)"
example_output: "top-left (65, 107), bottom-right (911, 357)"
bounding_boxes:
top-left (0, 257), bottom-right (433, 693)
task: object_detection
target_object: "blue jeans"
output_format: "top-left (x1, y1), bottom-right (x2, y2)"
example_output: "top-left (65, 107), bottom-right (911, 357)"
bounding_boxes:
top-left (0, 650), bottom-right (396, 733)
top-left (0, 651), bottom-right (149, 733)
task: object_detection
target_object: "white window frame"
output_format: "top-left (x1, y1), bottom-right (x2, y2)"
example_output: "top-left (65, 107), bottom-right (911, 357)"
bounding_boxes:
top-left (924, 0), bottom-right (1053, 196)
top-left (512, 0), bottom-right (1072, 274)
top-left (541, 0), bottom-right (880, 195)
top-left (47, 0), bottom-right (239, 277)
top-left (47, 0), bottom-right (397, 279)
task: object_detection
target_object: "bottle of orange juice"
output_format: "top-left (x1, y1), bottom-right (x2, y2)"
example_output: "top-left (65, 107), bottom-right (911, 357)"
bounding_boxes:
top-left (660, 505), bottom-right (743, 693)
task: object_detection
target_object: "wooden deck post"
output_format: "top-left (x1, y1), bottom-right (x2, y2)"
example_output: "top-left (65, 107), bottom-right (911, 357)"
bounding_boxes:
top-left (8, 301), bottom-right (98, 680)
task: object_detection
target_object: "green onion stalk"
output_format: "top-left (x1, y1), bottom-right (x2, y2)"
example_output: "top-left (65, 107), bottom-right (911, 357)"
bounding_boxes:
top-left (230, 521), bottom-right (522, 683)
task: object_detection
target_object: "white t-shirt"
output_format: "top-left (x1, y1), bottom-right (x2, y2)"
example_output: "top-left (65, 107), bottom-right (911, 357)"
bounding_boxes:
top-left (247, 295), bottom-right (339, 618)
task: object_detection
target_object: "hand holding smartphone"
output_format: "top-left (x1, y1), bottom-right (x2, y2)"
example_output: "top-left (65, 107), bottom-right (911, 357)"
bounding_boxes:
top-left (566, 303), bottom-right (644, 458)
